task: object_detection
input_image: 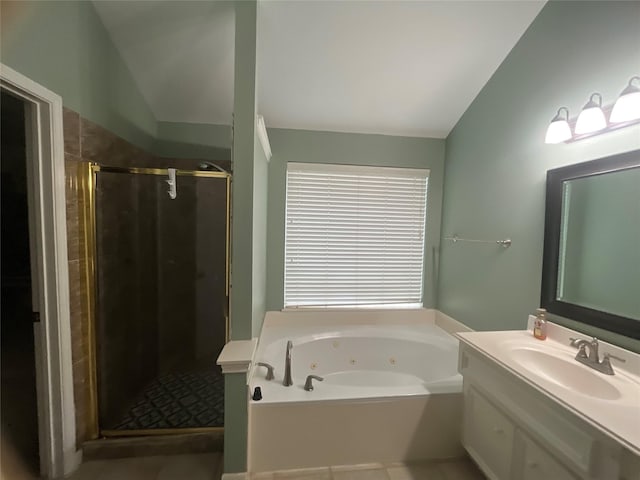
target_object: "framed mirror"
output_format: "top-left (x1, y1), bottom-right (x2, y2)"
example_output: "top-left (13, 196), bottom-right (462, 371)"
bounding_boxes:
top-left (541, 149), bottom-right (640, 339)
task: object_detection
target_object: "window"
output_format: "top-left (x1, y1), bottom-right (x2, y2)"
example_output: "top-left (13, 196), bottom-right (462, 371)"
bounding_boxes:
top-left (284, 163), bottom-right (429, 308)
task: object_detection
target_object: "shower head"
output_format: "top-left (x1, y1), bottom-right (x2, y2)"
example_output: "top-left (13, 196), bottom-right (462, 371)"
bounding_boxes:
top-left (198, 161), bottom-right (228, 173)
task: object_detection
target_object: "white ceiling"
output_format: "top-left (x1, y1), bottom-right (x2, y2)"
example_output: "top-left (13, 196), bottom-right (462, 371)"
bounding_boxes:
top-left (94, 1), bottom-right (545, 138)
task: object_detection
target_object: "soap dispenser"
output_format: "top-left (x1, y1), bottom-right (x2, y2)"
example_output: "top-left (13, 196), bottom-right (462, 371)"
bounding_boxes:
top-left (533, 308), bottom-right (547, 340)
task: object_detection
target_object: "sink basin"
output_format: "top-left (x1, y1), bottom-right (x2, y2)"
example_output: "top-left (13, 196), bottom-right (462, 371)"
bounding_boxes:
top-left (509, 347), bottom-right (622, 400)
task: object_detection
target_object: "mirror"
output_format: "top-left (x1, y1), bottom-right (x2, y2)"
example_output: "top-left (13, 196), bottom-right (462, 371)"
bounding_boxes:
top-left (541, 150), bottom-right (640, 339)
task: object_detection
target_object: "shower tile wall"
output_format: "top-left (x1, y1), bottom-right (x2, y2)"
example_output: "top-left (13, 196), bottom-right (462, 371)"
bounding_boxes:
top-left (62, 107), bottom-right (230, 443)
top-left (63, 107), bottom-right (91, 446)
top-left (80, 118), bottom-right (155, 168)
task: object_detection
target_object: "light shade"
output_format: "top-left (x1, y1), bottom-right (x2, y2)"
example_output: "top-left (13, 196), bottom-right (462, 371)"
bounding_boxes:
top-left (610, 76), bottom-right (640, 123)
top-left (545, 107), bottom-right (572, 144)
top-left (575, 93), bottom-right (606, 134)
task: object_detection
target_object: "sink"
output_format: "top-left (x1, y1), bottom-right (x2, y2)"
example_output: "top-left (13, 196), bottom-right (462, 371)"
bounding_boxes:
top-left (509, 347), bottom-right (622, 400)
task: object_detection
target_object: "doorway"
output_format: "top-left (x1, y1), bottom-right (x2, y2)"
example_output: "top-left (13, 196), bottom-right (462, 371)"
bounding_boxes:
top-left (1, 64), bottom-right (80, 479)
top-left (1, 91), bottom-right (40, 477)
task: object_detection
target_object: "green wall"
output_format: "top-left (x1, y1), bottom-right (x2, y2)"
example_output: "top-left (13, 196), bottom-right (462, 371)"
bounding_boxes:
top-left (155, 121), bottom-right (232, 160)
top-left (225, 0), bottom-right (262, 473)
top-left (252, 132), bottom-right (269, 337)
top-left (1, 0), bottom-right (157, 150)
top-left (230, 0), bottom-right (257, 342)
top-left (265, 128), bottom-right (446, 312)
top-left (223, 374), bottom-right (248, 475)
top-left (1, 1), bottom-right (232, 158)
top-left (439, 1), bottom-right (640, 350)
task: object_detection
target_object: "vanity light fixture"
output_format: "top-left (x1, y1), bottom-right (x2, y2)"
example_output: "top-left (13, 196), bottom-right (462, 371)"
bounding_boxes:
top-left (575, 93), bottom-right (607, 135)
top-left (545, 75), bottom-right (640, 144)
top-left (544, 107), bottom-right (572, 144)
top-left (610, 76), bottom-right (640, 123)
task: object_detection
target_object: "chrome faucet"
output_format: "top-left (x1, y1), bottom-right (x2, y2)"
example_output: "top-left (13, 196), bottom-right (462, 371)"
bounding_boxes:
top-left (569, 337), bottom-right (626, 375)
top-left (283, 340), bottom-right (293, 386)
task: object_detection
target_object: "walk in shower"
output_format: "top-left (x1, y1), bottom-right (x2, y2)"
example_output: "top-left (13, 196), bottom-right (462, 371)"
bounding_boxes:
top-left (88, 164), bottom-right (230, 436)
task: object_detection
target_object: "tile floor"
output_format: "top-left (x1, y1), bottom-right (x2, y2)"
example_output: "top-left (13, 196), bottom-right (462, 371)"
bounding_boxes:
top-left (251, 458), bottom-right (485, 480)
top-left (66, 453), bottom-right (223, 480)
top-left (59, 454), bottom-right (484, 480)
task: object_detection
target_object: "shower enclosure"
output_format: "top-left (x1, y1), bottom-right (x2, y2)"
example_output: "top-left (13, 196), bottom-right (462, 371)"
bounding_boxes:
top-left (87, 164), bottom-right (230, 436)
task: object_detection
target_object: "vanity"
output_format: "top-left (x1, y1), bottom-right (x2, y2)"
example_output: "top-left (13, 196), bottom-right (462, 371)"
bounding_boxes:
top-left (457, 318), bottom-right (640, 480)
top-left (454, 150), bottom-right (640, 479)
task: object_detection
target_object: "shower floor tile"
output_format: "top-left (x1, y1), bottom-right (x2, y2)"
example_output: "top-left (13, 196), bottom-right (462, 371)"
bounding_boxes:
top-left (109, 369), bottom-right (224, 431)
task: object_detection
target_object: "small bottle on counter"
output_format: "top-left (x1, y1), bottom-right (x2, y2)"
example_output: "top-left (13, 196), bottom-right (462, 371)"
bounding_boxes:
top-left (533, 308), bottom-right (547, 340)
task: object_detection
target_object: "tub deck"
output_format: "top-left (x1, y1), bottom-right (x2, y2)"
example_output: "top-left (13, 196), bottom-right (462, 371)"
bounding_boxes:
top-left (250, 322), bottom-right (461, 403)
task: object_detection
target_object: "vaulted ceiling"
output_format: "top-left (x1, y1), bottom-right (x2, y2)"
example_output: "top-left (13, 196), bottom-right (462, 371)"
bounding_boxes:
top-left (93, 0), bottom-right (545, 138)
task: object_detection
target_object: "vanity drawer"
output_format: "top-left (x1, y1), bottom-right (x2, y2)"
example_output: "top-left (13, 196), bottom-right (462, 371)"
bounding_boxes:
top-left (517, 431), bottom-right (578, 480)
top-left (463, 386), bottom-right (515, 480)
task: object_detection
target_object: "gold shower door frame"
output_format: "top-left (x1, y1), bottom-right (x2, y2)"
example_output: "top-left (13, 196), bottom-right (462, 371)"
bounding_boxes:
top-left (81, 163), bottom-right (231, 438)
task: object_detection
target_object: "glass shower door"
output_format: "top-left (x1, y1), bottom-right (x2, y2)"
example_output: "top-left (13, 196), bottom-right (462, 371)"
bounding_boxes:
top-left (93, 167), bottom-right (229, 434)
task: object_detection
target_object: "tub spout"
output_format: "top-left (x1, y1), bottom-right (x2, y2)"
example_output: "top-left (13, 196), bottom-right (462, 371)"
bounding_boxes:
top-left (283, 340), bottom-right (293, 386)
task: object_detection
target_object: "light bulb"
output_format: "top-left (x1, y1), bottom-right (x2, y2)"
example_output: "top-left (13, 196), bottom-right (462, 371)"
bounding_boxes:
top-left (610, 76), bottom-right (640, 123)
top-left (545, 107), bottom-right (572, 144)
top-left (575, 93), bottom-right (606, 134)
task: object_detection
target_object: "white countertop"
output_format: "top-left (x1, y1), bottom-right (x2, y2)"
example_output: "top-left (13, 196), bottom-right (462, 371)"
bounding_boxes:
top-left (456, 326), bottom-right (640, 456)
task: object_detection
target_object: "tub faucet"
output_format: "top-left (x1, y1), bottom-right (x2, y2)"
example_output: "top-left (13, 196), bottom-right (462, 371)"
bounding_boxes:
top-left (256, 362), bottom-right (274, 381)
top-left (304, 375), bottom-right (324, 391)
top-left (283, 340), bottom-right (293, 386)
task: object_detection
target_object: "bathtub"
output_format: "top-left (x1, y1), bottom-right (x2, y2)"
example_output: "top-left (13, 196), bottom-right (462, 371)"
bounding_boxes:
top-left (248, 309), bottom-right (467, 472)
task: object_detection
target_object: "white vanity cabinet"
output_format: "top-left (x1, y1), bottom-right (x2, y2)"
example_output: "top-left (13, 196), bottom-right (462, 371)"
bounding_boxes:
top-left (463, 385), bottom-right (515, 479)
top-left (458, 342), bottom-right (638, 480)
top-left (516, 429), bottom-right (578, 480)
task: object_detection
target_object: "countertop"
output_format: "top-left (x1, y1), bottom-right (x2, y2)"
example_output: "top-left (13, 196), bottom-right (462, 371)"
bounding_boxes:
top-left (456, 326), bottom-right (640, 456)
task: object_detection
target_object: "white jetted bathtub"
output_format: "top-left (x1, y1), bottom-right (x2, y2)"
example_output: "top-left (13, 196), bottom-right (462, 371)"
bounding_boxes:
top-left (248, 309), bottom-right (467, 472)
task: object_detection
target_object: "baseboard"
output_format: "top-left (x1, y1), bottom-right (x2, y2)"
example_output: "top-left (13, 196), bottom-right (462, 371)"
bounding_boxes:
top-left (222, 472), bottom-right (248, 480)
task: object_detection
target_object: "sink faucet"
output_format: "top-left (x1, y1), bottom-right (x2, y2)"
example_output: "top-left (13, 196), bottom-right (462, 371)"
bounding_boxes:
top-left (570, 337), bottom-right (600, 362)
top-left (569, 337), bottom-right (625, 375)
top-left (283, 340), bottom-right (293, 386)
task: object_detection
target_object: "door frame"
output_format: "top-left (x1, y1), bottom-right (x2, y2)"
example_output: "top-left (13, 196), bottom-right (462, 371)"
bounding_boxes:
top-left (0, 63), bottom-right (81, 478)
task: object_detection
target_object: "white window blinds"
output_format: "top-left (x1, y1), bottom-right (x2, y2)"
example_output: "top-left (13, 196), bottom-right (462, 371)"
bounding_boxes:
top-left (284, 163), bottom-right (429, 308)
